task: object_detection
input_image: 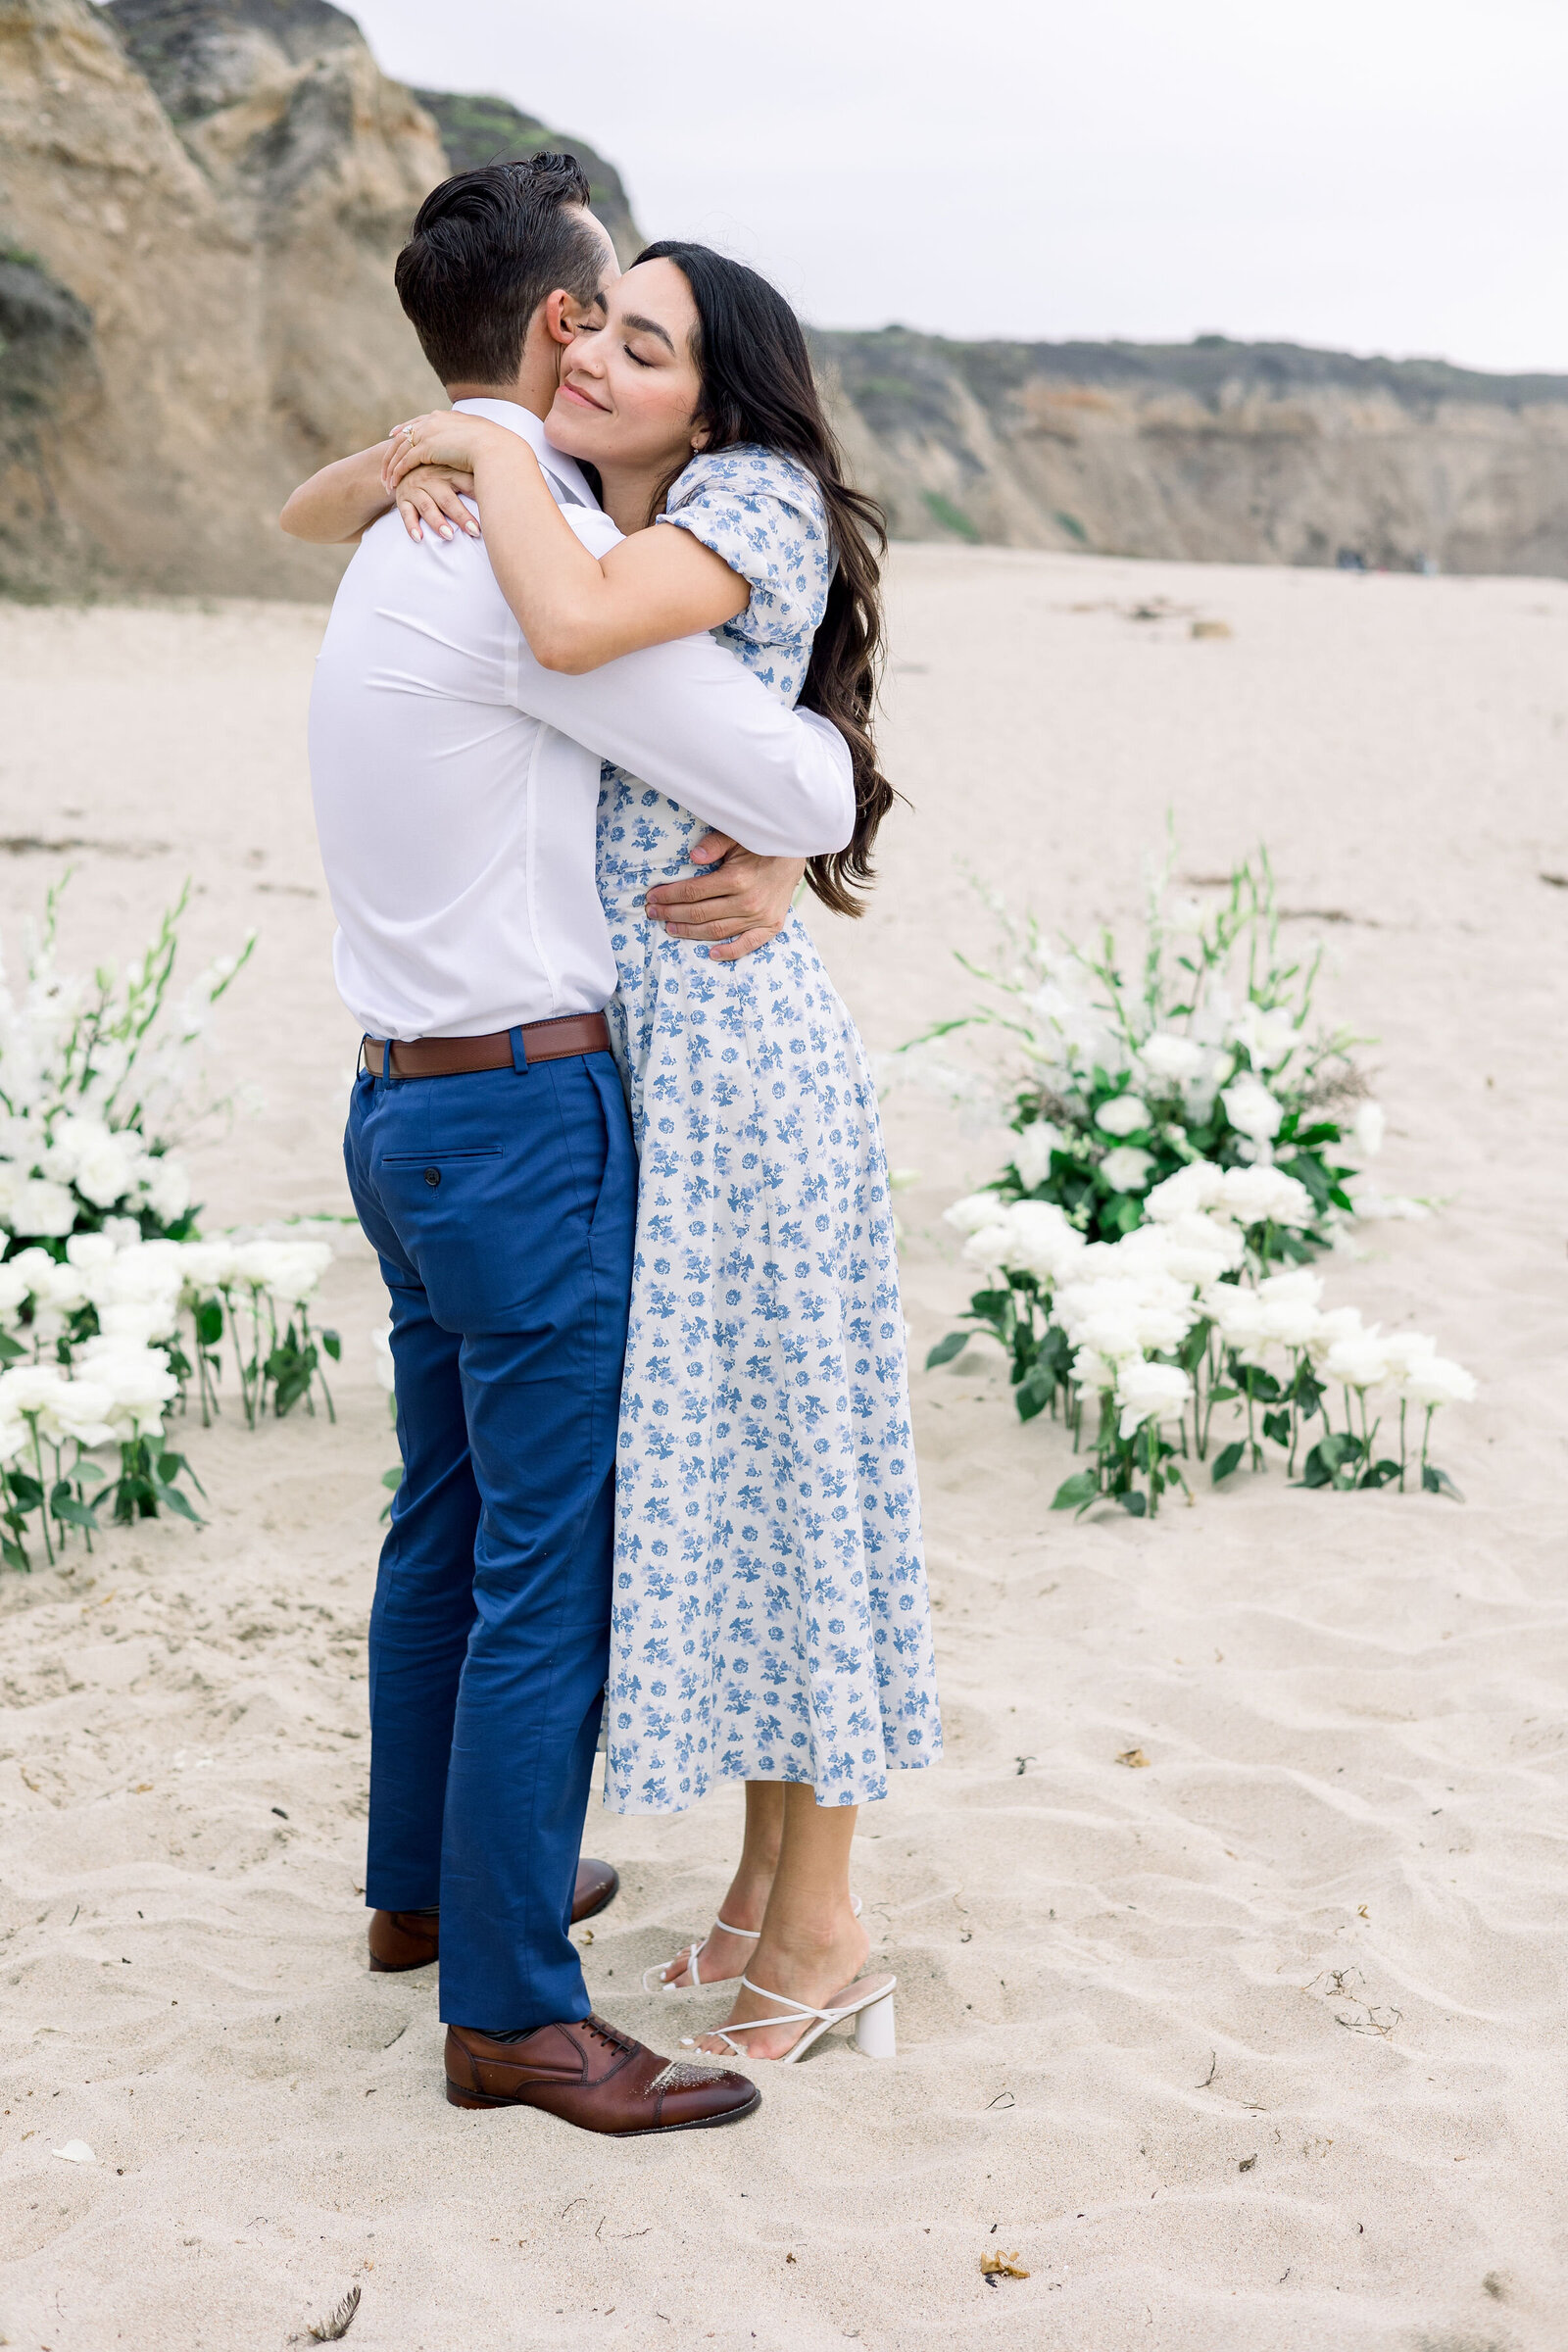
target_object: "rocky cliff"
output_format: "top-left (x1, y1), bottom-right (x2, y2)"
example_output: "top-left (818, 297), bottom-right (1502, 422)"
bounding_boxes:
top-left (815, 329), bottom-right (1568, 575)
top-left (1, 0), bottom-right (1565, 599)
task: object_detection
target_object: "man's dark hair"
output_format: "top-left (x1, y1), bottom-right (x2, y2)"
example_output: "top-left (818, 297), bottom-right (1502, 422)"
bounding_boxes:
top-left (394, 155), bottom-right (606, 386)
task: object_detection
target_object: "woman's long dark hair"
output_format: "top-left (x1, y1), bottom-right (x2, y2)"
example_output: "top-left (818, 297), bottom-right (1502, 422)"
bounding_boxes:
top-left (636, 240), bottom-right (894, 918)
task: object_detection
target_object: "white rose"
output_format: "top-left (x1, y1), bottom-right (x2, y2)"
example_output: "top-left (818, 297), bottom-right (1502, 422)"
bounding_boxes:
top-left (1000, 1200), bottom-right (1082, 1285)
top-left (40, 1376), bottom-right (117, 1448)
top-left (1071, 1306), bottom-right (1146, 1362)
top-left (96, 1301), bottom-right (172, 1348)
top-left (1100, 1146), bottom-right (1154, 1194)
top-left (1398, 1355), bottom-right (1475, 1408)
top-left (11, 1179), bottom-right (77, 1239)
top-left (0, 1261), bottom-right (31, 1318)
top-left (1258, 1297), bottom-right (1321, 1348)
top-left (1146, 1162), bottom-right (1227, 1223)
top-left (1156, 1211), bottom-right (1246, 1285)
top-left (76, 1340), bottom-right (178, 1438)
top-left (1307, 1305), bottom-right (1365, 1364)
top-left (1220, 1075), bottom-right (1284, 1144)
top-left (0, 1412), bottom-right (30, 1465)
top-left (1257, 1269), bottom-right (1324, 1305)
top-left (961, 1222), bottom-right (1013, 1273)
top-left (103, 1216), bottom-right (142, 1250)
top-left (66, 1233), bottom-right (118, 1273)
top-left (179, 1240), bottom-right (237, 1293)
top-left (1095, 1095), bottom-right (1151, 1138)
top-left (98, 1242), bottom-right (184, 1313)
top-left (1219, 1165), bottom-right (1314, 1230)
top-left (142, 1156), bottom-right (192, 1227)
top-left (1200, 1284), bottom-right (1266, 1349)
top-left (260, 1242), bottom-right (332, 1305)
top-left (1069, 1346), bottom-right (1117, 1394)
top-left (73, 1133), bottom-right (138, 1210)
top-left (1380, 1331), bottom-right (1437, 1378)
top-left (1138, 1032), bottom-right (1205, 1086)
top-left (1114, 1358), bottom-right (1192, 1441)
top-left (944, 1192), bottom-right (1008, 1238)
top-left (1011, 1122), bottom-right (1061, 1192)
top-left (0, 1362), bottom-right (71, 1418)
top-left (1353, 1102), bottom-right (1386, 1158)
top-left (1324, 1334), bottom-right (1393, 1392)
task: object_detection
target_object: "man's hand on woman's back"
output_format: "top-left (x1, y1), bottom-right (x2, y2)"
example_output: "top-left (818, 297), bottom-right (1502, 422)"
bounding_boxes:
top-left (645, 834), bottom-right (807, 961)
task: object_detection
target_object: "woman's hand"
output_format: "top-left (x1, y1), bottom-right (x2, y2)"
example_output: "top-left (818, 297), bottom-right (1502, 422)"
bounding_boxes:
top-left (384, 411), bottom-right (512, 488)
top-left (389, 463), bottom-right (479, 545)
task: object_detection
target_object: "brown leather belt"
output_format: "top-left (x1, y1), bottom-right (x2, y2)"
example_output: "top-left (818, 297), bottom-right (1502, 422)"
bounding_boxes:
top-left (362, 1013), bottom-right (610, 1078)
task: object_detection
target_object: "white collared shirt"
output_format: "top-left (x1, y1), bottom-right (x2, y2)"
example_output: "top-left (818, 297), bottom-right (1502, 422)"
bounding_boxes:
top-left (309, 401), bottom-right (855, 1041)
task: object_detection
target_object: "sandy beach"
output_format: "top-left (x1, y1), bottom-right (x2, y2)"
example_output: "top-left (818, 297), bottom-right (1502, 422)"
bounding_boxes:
top-left (0, 549), bottom-right (1564, 2351)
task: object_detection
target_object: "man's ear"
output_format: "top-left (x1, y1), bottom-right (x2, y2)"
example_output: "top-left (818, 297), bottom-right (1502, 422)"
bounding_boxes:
top-left (543, 287), bottom-right (600, 345)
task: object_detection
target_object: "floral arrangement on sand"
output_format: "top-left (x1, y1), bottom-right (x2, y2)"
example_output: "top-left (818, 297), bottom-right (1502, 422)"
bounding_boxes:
top-left (0, 882), bottom-right (339, 1568)
top-left (909, 850), bottom-right (1474, 1517)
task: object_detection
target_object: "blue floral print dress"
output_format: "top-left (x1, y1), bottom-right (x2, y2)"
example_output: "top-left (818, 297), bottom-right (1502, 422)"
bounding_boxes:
top-left (596, 445), bottom-right (942, 1813)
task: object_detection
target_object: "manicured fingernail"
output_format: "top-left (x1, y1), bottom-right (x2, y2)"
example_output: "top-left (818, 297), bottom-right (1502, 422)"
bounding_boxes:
top-left (439, 525), bottom-right (453, 540)
top-left (466, 523), bottom-right (480, 536)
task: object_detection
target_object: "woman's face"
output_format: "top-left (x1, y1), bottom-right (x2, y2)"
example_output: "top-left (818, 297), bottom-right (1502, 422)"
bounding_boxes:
top-left (546, 259), bottom-right (705, 475)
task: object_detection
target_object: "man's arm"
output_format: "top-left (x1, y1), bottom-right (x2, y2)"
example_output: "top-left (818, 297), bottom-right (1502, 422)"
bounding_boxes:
top-left (514, 509), bottom-right (854, 858)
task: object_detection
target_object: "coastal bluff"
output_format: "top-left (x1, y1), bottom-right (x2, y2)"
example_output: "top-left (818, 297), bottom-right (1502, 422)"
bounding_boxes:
top-left (2, 0), bottom-right (1565, 597)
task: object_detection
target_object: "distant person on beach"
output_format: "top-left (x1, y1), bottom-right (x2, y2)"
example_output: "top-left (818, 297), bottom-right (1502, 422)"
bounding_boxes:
top-left (288, 171), bottom-right (941, 2078)
top-left (285, 155), bottom-right (859, 2132)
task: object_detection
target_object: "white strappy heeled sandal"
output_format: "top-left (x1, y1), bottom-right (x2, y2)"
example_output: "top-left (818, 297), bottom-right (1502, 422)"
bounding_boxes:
top-left (642, 1893), bottom-right (862, 1996)
top-left (641, 1914), bottom-right (760, 1995)
top-left (680, 1969), bottom-right (897, 2064)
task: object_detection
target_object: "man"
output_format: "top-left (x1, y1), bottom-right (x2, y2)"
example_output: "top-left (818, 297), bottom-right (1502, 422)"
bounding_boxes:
top-left (291, 156), bottom-right (848, 2134)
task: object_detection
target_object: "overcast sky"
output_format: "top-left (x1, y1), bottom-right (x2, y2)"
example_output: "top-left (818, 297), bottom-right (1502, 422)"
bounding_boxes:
top-left (349, 0), bottom-right (1568, 373)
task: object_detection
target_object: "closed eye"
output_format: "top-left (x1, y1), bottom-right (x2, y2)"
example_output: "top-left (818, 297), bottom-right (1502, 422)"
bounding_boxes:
top-left (623, 343), bottom-right (655, 368)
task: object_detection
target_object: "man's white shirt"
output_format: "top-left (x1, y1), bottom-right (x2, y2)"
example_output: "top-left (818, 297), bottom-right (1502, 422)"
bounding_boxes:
top-left (309, 400), bottom-right (855, 1041)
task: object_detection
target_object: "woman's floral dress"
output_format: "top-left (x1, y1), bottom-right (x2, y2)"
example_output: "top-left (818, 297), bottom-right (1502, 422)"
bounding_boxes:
top-left (596, 445), bottom-right (942, 1813)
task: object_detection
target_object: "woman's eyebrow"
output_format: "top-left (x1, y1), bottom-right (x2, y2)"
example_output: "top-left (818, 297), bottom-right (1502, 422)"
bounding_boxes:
top-left (619, 313), bottom-right (675, 353)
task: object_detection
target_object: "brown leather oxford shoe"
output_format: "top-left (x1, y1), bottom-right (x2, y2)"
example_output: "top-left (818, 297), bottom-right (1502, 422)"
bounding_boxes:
top-left (444, 2015), bottom-right (760, 2135)
top-left (368, 1858), bottom-right (620, 1972)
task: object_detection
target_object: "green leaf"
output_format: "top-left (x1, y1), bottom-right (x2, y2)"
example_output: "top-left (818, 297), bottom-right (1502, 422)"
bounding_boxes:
top-left (51, 1494), bottom-right (102, 1530)
top-left (1211, 1441), bottom-right (1246, 1484)
top-left (156, 1451), bottom-right (207, 1496)
top-left (1, 1534), bottom-right (29, 1572)
top-left (1207, 1386), bottom-right (1240, 1405)
top-left (1261, 1409), bottom-right (1292, 1448)
top-left (381, 1465), bottom-right (404, 1492)
top-left (925, 1332), bottom-right (970, 1370)
top-left (320, 1328), bottom-right (342, 1362)
top-left (1117, 1490), bottom-right (1148, 1517)
top-left (1050, 1471), bottom-right (1101, 1514)
top-left (1421, 1463), bottom-right (1465, 1502)
top-left (1359, 1457), bottom-right (1400, 1490)
top-left (151, 1478), bottom-right (203, 1525)
top-left (6, 1470), bottom-right (43, 1511)
top-left (0, 1329), bottom-right (24, 1363)
top-left (196, 1298), bottom-right (223, 1347)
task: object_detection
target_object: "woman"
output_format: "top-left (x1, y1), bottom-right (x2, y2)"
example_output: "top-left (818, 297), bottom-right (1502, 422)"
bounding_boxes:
top-left (299, 245), bottom-right (940, 2063)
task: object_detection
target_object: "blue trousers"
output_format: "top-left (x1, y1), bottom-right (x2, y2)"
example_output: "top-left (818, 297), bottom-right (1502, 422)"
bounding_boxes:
top-left (344, 1041), bottom-right (635, 2029)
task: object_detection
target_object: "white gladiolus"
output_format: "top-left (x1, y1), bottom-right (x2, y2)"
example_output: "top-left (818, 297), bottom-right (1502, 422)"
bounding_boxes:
top-left (1115, 1358), bottom-right (1192, 1441)
top-left (1011, 1121), bottom-right (1061, 1192)
top-left (1095, 1095), bottom-right (1150, 1138)
top-left (1398, 1355), bottom-right (1476, 1408)
top-left (1145, 1161), bottom-right (1226, 1222)
top-left (1100, 1146), bottom-right (1154, 1193)
top-left (1218, 1164), bottom-right (1315, 1230)
top-left (1324, 1333), bottom-right (1393, 1392)
top-left (1139, 1032), bottom-right (1205, 1086)
top-left (1229, 1001), bottom-right (1298, 1070)
top-left (1353, 1101), bottom-right (1386, 1158)
top-left (1220, 1074), bottom-right (1284, 1144)
top-left (944, 1192), bottom-right (1009, 1238)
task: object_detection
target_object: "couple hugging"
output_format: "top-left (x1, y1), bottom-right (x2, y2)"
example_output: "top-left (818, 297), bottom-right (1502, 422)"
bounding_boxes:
top-left (285, 150), bottom-right (941, 2136)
